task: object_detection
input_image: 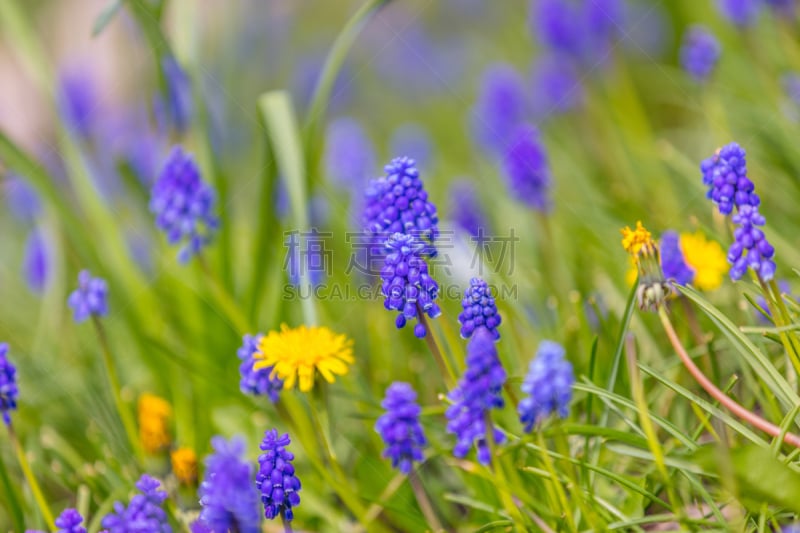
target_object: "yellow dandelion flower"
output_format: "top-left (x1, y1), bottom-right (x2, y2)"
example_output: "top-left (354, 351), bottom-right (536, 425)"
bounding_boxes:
top-left (680, 232), bottom-right (728, 291)
top-left (621, 221), bottom-right (655, 257)
top-left (138, 393), bottom-right (172, 454)
top-left (254, 324), bottom-right (354, 392)
top-left (171, 447), bottom-right (198, 485)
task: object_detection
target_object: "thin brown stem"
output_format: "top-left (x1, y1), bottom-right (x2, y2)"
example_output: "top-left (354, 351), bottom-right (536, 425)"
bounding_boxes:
top-left (408, 469), bottom-right (444, 532)
top-left (658, 307), bottom-right (800, 448)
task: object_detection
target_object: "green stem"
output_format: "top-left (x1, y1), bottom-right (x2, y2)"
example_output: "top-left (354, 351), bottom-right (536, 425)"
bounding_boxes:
top-left (535, 431), bottom-right (576, 533)
top-left (417, 310), bottom-right (457, 389)
top-left (8, 424), bottom-right (55, 529)
top-left (92, 318), bottom-right (143, 463)
top-left (768, 279), bottom-right (800, 366)
top-left (197, 253), bottom-right (252, 335)
top-left (408, 469), bottom-right (443, 532)
top-left (484, 413), bottom-right (527, 528)
top-left (757, 277), bottom-right (800, 377)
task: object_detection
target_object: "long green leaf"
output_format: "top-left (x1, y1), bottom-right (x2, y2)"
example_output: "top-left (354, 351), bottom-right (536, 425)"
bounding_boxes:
top-left (678, 285), bottom-right (798, 409)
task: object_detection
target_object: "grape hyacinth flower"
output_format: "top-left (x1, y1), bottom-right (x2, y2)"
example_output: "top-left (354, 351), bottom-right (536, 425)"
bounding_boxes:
top-left (471, 64), bottom-right (528, 156)
top-left (659, 231), bottom-right (695, 286)
top-left (4, 176), bottom-right (41, 222)
top-left (324, 117), bottom-right (376, 189)
top-left (390, 124), bottom-right (433, 170)
top-left (57, 68), bottom-right (97, 139)
top-left (101, 474), bottom-right (171, 532)
top-left (502, 125), bottom-right (552, 212)
top-left (197, 436), bottom-right (261, 533)
top-left (458, 278), bottom-right (501, 340)
top-left (728, 205), bottom-right (776, 281)
top-left (716, 0), bottom-right (761, 26)
top-left (375, 382), bottom-right (427, 474)
top-left (237, 334), bottom-right (283, 402)
top-left (54, 508), bottom-right (87, 533)
top-left (150, 146), bottom-right (218, 263)
top-left (363, 156), bottom-right (440, 257)
top-left (680, 26), bottom-right (721, 82)
top-left (256, 429), bottom-right (302, 521)
top-left (518, 341), bottom-right (574, 432)
top-left (445, 328), bottom-right (507, 464)
top-left (380, 233), bottom-right (442, 338)
top-left (23, 230), bottom-right (50, 294)
top-left (159, 56), bottom-right (192, 134)
top-left (530, 55), bottom-right (583, 119)
top-left (529, 0), bottom-right (583, 56)
top-left (0, 343), bottom-right (18, 426)
top-left (448, 181), bottom-right (490, 241)
top-left (67, 270), bottom-right (109, 323)
top-left (701, 142), bottom-right (759, 215)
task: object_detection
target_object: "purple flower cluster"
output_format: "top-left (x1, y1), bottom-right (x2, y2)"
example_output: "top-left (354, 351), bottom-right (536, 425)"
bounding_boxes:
top-left (160, 56), bottom-right (192, 134)
top-left (701, 143), bottom-right (776, 281)
top-left (680, 26), bottom-right (721, 82)
top-left (101, 474), bottom-right (171, 532)
top-left (716, 0), bottom-right (761, 26)
top-left (150, 146), bottom-right (218, 263)
top-left (375, 382), bottom-right (427, 474)
top-left (57, 67), bottom-right (97, 139)
top-left (67, 270), bottom-right (109, 323)
top-left (445, 328), bottom-right (507, 465)
top-left (5, 176), bottom-right (41, 222)
top-left (458, 278), bottom-right (501, 340)
top-left (197, 436), bottom-right (261, 533)
top-left (324, 117), bottom-right (376, 190)
top-left (518, 341), bottom-right (574, 432)
top-left (728, 205), bottom-right (776, 280)
top-left (0, 343), bottom-right (18, 426)
top-left (529, 0), bottom-right (624, 62)
top-left (530, 55), bottom-right (583, 119)
top-left (659, 231), bottom-right (694, 285)
top-left (701, 143), bottom-right (759, 215)
top-left (23, 230), bottom-right (49, 294)
top-left (256, 429), bottom-right (301, 521)
top-left (471, 64), bottom-right (527, 156)
top-left (380, 233), bottom-right (441, 338)
top-left (448, 181), bottom-right (490, 241)
top-left (363, 156), bottom-right (440, 256)
top-left (237, 334), bottom-right (283, 402)
top-left (55, 508), bottom-right (86, 533)
top-left (502, 125), bottom-right (552, 212)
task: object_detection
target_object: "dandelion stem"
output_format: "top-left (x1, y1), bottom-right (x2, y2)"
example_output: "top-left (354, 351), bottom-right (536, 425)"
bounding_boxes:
top-left (92, 317), bottom-right (142, 462)
top-left (658, 306), bottom-right (800, 448)
top-left (416, 310), bottom-right (456, 389)
top-left (408, 469), bottom-right (443, 532)
top-left (7, 423), bottom-right (55, 529)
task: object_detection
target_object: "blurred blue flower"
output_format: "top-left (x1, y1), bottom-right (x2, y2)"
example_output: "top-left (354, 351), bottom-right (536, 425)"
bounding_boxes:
top-left (4, 176), bottom-right (41, 222)
top-left (150, 146), bottom-right (218, 263)
top-left (237, 334), bottom-right (282, 402)
top-left (782, 72), bottom-right (800, 105)
top-left (57, 67), bottom-right (97, 139)
top-left (68, 270), bottom-right (109, 323)
top-left (716, 0), bottom-right (762, 26)
top-left (324, 117), bottom-right (376, 190)
top-left (471, 64), bottom-right (527, 156)
top-left (530, 54), bottom-right (583, 119)
top-left (55, 508), bottom-right (86, 533)
top-left (101, 474), bottom-right (171, 532)
top-left (380, 233), bottom-right (441, 338)
top-left (529, 0), bottom-right (584, 56)
top-left (659, 231), bottom-right (694, 286)
top-left (458, 278), bottom-right (501, 340)
top-left (375, 382), bottom-right (427, 474)
top-left (257, 429), bottom-right (301, 521)
top-left (198, 436), bottom-right (261, 533)
top-left (729, 204), bottom-right (776, 281)
top-left (0, 343), bottom-right (18, 426)
top-left (518, 340), bottom-right (574, 431)
top-left (159, 56), bottom-right (192, 134)
top-left (445, 328), bottom-right (506, 464)
top-left (363, 156), bottom-right (440, 256)
top-left (502, 125), bottom-right (552, 212)
top-left (390, 124), bottom-right (433, 170)
top-left (680, 26), bottom-right (721, 82)
top-left (448, 180), bottom-right (490, 241)
top-left (584, 0), bottom-right (625, 45)
top-left (701, 142), bottom-right (759, 215)
top-left (23, 230), bottom-right (50, 294)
